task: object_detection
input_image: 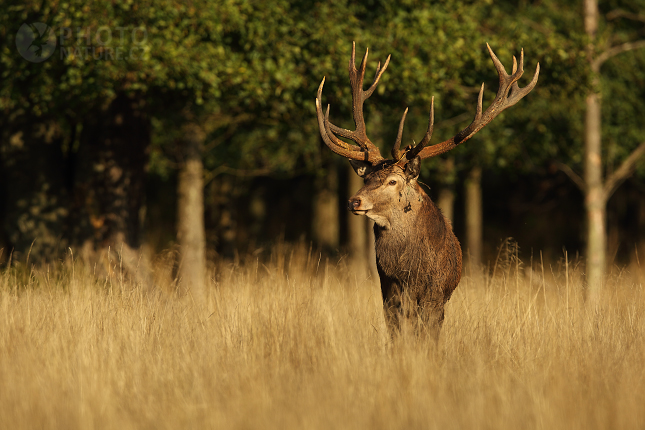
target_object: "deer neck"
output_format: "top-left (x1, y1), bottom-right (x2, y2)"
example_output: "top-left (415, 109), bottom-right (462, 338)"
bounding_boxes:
top-left (374, 181), bottom-right (442, 239)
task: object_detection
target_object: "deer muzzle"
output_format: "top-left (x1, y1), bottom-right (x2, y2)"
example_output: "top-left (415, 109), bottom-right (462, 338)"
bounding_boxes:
top-left (348, 196), bottom-right (371, 215)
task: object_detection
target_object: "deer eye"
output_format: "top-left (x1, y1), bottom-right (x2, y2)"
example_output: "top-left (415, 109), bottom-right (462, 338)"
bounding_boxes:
top-left (388, 180), bottom-right (397, 186)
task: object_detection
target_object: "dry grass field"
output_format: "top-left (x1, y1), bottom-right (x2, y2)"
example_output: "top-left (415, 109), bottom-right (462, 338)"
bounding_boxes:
top-left (1, 243), bottom-right (644, 430)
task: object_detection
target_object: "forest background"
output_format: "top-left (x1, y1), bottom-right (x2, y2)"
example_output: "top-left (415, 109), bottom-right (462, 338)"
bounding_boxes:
top-left (2, 0), bottom-right (645, 299)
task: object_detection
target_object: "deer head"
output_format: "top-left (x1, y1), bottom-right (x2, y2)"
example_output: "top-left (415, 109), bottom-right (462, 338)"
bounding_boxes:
top-left (315, 42), bottom-right (539, 228)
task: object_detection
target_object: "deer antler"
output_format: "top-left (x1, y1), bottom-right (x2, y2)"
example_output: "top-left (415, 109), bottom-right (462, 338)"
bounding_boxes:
top-left (315, 42), bottom-right (390, 164)
top-left (316, 43), bottom-right (539, 167)
top-left (411, 44), bottom-right (540, 160)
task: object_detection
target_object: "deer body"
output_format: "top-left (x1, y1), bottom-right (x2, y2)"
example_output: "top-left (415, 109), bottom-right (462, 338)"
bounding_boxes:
top-left (349, 161), bottom-right (461, 335)
top-left (316, 42), bottom-right (539, 337)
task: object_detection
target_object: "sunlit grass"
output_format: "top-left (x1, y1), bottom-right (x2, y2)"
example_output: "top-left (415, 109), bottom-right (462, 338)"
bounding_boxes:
top-left (1, 244), bottom-right (644, 429)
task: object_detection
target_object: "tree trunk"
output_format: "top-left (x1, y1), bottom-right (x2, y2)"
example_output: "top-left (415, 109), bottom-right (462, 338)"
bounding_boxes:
top-left (437, 189), bottom-right (455, 224)
top-left (177, 123), bottom-right (207, 303)
top-left (312, 164), bottom-right (339, 251)
top-left (347, 164), bottom-right (368, 271)
top-left (584, 0), bottom-right (605, 303)
top-left (585, 90), bottom-right (607, 301)
top-left (212, 176), bottom-right (238, 260)
top-left (579, 0), bottom-right (645, 302)
top-left (465, 165), bottom-right (483, 268)
top-left (437, 158), bottom-right (456, 223)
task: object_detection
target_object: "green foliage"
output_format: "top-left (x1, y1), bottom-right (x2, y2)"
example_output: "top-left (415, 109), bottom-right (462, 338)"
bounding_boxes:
top-left (1, 0), bottom-right (644, 180)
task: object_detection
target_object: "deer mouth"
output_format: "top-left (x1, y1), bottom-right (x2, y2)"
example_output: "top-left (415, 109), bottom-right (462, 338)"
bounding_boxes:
top-left (348, 197), bottom-right (372, 215)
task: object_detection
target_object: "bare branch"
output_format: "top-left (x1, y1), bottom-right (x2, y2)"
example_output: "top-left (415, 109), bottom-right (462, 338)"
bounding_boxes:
top-left (603, 141), bottom-right (645, 200)
top-left (434, 112), bottom-right (472, 130)
top-left (203, 113), bottom-right (253, 153)
top-left (594, 40), bottom-right (645, 69)
top-left (606, 9), bottom-right (645, 23)
top-left (556, 162), bottom-right (587, 192)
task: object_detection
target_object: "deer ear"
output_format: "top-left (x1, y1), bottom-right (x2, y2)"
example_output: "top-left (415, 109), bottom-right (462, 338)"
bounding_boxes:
top-left (404, 156), bottom-right (421, 179)
top-left (349, 160), bottom-right (373, 178)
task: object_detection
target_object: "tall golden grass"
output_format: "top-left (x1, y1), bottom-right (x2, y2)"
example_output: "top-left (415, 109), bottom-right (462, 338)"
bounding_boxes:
top-left (1, 243), bottom-right (644, 430)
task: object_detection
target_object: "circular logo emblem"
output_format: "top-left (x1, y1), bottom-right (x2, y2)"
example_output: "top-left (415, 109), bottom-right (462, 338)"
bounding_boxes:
top-left (16, 23), bottom-right (57, 63)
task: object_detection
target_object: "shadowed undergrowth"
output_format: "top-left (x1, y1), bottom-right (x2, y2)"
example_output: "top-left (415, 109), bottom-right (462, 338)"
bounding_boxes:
top-left (1, 245), bottom-right (644, 430)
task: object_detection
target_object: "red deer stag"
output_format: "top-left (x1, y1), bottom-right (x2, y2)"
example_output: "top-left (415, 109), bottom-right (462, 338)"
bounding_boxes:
top-left (315, 42), bottom-right (539, 338)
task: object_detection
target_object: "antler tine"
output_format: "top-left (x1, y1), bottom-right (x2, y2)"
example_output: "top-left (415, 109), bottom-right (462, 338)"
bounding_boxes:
top-left (474, 83), bottom-right (484, 122)
top-left (404, 97), bottom-right (435, 161)
top-left (512, 55), bottom-right (518, 74)
top-left (347, 42), bottom-right (371, 149)
top-left (416, 44), bottom-right (539, 160)
top-left (508, 49), bottom-right (540, 105)
top-left (365, 55), bottom-right (391, 99)
top-left (317, 78), bottom-right (360, 151)
top-left (357, 42), bottom-right (369, 84)
top-left (324, 105), bottom-right (357, 150)
top-left (391, 108), bottom-right (409, 160)
top-left (349, 41), bottom-right (356, 73)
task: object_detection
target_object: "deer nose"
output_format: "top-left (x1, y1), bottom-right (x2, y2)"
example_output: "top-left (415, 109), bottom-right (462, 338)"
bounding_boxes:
top-left (348, 197), bottom-right (362, 211)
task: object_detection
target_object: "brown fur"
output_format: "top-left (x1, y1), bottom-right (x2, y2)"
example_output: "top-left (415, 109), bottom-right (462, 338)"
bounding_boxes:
top-left (348, 161), bottom-right (462, 339)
